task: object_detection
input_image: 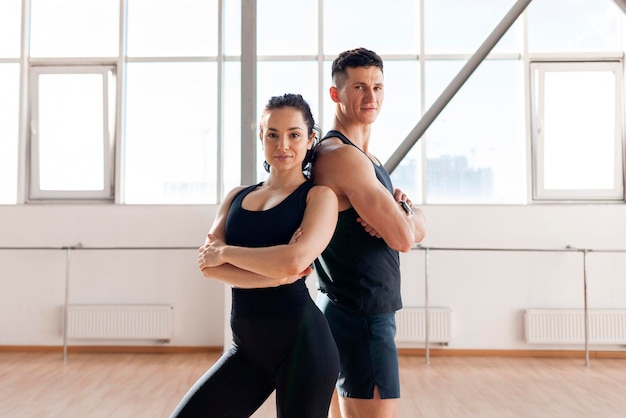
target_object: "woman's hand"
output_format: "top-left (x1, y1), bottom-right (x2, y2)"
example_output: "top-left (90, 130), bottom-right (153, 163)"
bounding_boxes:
top-left (198, 233), bottom-right (227, 271)
top-left (275, 228), bottom-right (312, 284)
top-left (289, 227), bottom-right (303, 244)
top-left (356, 217), bottom-right (382, 238)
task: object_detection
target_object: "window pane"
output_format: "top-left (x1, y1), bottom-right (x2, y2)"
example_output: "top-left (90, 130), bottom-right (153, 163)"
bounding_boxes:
top-left (425, 0), bottom-right (519, 53)
top-left (257, 0), bottom-right (317, 55)
top-left (127, 0), bottom-right (218, 57)
top-left (424, 60), bottom-right (524, 204)
top-left (124, 63), bottom-right (217, 204)
top-left (224, 0), bottom-right (241, 56)
top-left (0, 64), bottom-right (20, 204)
top-left (323, 0), bottom-right (419, 55)
top-left (256, 61), bottom-right (319, 181)
top-left (0, 0), bottom-right (21, 58)
top-left (528, 0), bottom-right (622, 53)
top-left (37, 74), bottom-right (105, 191)
top-left (30, 0), bottom-right (119, 57)
top-left (543, 71), bottom-right (616, 190)
top-left (391, 147), bottom-right (423, 205)
top-left (257, 63), bottom-right (320, 120)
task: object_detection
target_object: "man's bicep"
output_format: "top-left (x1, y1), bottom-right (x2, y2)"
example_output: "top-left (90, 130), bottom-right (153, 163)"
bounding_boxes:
top-left (347, 176), bottom-right (397, 224)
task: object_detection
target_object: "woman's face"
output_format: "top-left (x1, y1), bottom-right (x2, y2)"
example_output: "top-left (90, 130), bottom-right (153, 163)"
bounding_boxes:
top-left (260, 107), bottom-right (313, 173)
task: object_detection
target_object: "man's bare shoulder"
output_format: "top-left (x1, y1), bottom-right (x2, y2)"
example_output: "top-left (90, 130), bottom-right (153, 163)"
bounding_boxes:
top-left (313, 138), bottom-right (374, 193)
top-left (316, 136), bottom-right (347, 154)
top-left (315, 137), bottom-right (365, 167)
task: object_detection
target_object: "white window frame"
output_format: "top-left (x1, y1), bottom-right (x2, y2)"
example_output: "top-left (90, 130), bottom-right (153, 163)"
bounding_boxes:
top-left (28, 65), bottom-right (116, 201)
top-left (530, 60), bottom-right (624, 202)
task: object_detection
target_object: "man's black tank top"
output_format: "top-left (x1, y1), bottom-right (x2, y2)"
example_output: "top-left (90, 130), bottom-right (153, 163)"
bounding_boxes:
top-left (314, 130), bottom-right (402, 315)
top-left (225, 180), bottom-right (314, 316)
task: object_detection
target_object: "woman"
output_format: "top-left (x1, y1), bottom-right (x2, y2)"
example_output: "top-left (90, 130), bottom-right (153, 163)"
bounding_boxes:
top-left (171, 93), bottom-right (339, 418)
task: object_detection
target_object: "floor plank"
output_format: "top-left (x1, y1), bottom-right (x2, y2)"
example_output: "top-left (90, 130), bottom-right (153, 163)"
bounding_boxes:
top-left (1, 352), bottom-right (625, 417)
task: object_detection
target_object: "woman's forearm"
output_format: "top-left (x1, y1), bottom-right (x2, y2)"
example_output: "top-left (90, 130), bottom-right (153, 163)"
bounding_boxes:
top-left (201, 263), bottom-right (305, 288)
top-left (220, 244), bottom-right (310, 279)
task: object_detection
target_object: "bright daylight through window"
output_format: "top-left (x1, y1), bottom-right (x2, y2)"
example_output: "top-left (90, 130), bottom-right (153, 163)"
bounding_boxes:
top-left (0, 0), bottom-right (624, 205)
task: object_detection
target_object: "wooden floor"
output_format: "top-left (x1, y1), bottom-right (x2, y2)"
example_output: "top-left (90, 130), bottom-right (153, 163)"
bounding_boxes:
top-left (1, 351), bottom-right (626, 417)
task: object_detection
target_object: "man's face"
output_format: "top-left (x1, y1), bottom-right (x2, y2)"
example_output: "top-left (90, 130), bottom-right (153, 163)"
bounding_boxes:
top-left (334, 66), bottom-right (384, 125)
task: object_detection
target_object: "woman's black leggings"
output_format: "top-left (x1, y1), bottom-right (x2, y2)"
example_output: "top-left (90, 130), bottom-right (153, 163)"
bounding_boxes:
top-left (171, 281), bottom-right (339, 418)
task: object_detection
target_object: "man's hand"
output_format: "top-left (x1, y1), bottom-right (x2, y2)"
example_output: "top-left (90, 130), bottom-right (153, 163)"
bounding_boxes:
top-left (355, 189), bottom-right (417, 240)
top-left (277, 264), bottom-right (314, 286)
top-left (394, 188), bottom-right (413, 209)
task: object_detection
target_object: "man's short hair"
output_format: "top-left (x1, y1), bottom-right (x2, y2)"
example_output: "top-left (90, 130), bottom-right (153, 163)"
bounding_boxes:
top-left (331, 47), bottom-right (384, 87)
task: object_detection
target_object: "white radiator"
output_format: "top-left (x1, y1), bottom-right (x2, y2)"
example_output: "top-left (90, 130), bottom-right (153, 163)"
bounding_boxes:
top-left (66, 304), bottom-right (173, 340)
top-left (524, 309), bottom-right (626, 344)
top-left (395, 307), bottom-right (451, 344)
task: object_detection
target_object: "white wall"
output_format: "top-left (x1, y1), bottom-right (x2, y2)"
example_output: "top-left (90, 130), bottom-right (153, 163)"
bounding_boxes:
top-left (1, 204), bottom-right (625, 350)
top-left (399, 204), bottom-right (626, 350)
top-left (0, 205), bottom-right (222, 347)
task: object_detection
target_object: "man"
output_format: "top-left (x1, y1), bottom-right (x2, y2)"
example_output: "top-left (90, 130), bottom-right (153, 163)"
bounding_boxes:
top-left (313, 48), bottom-right (426, 418)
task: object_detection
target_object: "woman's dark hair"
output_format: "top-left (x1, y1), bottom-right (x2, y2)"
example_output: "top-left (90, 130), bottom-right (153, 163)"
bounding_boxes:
top-left (260, 93), bottom-right (319, 178)
top-left (331, 47), bottom-right (384, 87)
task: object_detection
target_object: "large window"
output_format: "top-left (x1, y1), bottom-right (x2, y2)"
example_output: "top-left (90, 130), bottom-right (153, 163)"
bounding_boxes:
top-left (27, 0), bottom-right (120, 202)
top-left (418, 0), bottom-right (525, 204)
top-left (527, 0), bottom-right (622, 53)
top-left (124, 63), bottom-right (218, 204)
top-left (30, 0), bottom-right (119, 57)
top-left (423, 60), bottom-right (524, 204)
top-left (323, 0), bottom-right (420, 55)
top-left (2, 0), bottom-right (625, 205)
top-left (24, 0), bottom-right (225, 204)
top-left (531, 61), bottom-right (624, 201)
top-left (424, 0), bottom-right (518, 54)
top-left (127, 0), bottom-right (217, 57)
top-left (29, 67), bottom-right (116, 200)
top-left (526, 0), bottom-right (625, 202)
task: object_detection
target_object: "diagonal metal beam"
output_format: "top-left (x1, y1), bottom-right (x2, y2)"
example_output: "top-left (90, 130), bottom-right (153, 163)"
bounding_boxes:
top-left (384, 0), bottom-right (533, 173)
top-left (613, 0), bottom-right (626, 15)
